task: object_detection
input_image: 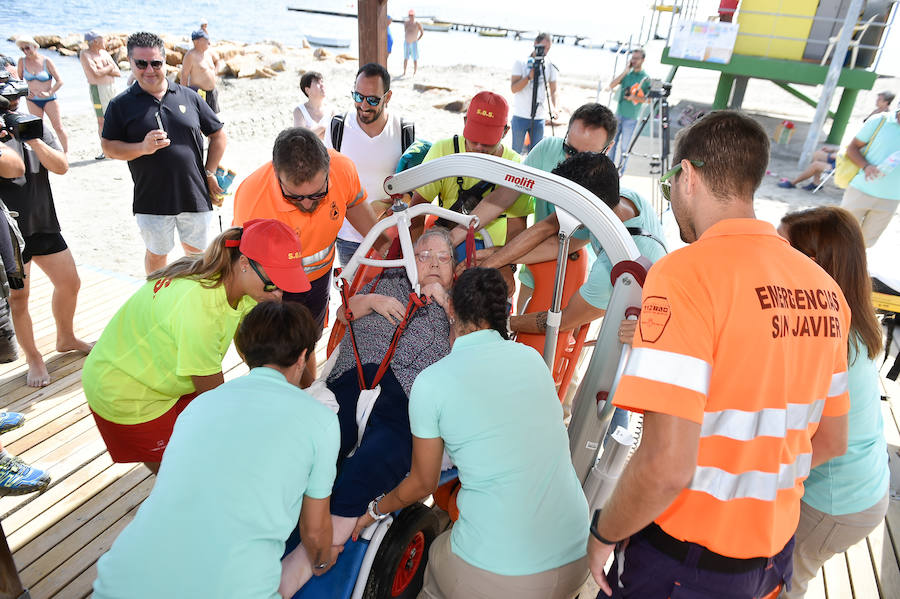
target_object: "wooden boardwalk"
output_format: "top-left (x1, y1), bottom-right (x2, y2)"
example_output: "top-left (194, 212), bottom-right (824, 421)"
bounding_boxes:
top-left (1, 266), bottom-right (899, 598)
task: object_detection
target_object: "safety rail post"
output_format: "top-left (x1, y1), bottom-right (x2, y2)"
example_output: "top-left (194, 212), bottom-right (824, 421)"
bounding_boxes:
top-left (542, 232), bottom-right (572, 369)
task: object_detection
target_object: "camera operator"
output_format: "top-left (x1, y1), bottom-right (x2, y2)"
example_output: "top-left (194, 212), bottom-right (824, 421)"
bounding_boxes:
top-left (510, 32), bottom-right (558, 154)
top-left (608, 48), bottom-right (649, 173)
top-left (1, 73), bottom-right (92, 389)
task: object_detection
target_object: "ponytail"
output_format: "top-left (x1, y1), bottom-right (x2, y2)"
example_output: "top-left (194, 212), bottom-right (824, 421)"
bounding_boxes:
top-left (451, 267), bottom-right (510, 339)
top-left (147, 227), bottom-right (242, 288)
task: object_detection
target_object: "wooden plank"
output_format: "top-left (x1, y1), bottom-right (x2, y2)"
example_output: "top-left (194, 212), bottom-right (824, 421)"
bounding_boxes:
top-left (805, 568), bottom-right (827, 599)
top-left (880, 401), bottom-right (900, 566)
top-left (17, 475), bottom-right (152, 590)
top-left (2, 452), bottom-right (115, 542)
top-left (867, 525), bottom-right (900, 599)
top-left (822, 551), bottom-right (854, 599)
top-left (3, 395), bottom-right (91, 452)
top-left (0, 430), bottom-right (107, 520)
top-left (845, 535), bottom-right (880, 599)
top-left (25, 502), bottom-right (142, 597)
top-left (12, 463), bottom-right (146, 568)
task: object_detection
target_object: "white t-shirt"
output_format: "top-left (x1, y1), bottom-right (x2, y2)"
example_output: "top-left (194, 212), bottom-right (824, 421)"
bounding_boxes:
top-left (326, 111), bottom-right (404, 243)
top-left (511, 58), bottom-right (558, 119)
top-left (294, 102), bottom-right (331, 131)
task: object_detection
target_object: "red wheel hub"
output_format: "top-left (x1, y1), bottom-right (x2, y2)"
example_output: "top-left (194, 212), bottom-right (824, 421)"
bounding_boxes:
top-left (391, 531), bottom-right (426, 596)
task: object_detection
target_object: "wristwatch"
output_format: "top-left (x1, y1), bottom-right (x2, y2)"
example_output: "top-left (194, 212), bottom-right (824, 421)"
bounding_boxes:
top-left (204, 169), bottom-right (216, 178)
top-left (590, 509), bottom-right (620, 546)
top-left (367, 493), bottom-right (389, 521)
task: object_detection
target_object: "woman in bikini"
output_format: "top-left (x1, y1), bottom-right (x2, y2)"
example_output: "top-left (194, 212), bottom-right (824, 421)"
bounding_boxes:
top-left (16, 36), bottom-right (69, 153)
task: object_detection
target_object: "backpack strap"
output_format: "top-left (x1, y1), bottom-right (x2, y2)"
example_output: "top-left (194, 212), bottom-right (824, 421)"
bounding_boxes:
top-left (400, 117), bottom-right (415, 152)
top-left (330, 113), bottom-right (347, 152)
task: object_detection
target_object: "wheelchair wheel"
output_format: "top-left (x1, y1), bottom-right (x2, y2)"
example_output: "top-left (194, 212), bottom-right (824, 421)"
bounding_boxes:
top-left (363, 503), bottom-right (442, 599)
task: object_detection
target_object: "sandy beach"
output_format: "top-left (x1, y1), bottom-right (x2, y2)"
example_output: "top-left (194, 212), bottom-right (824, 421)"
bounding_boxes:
top-left (21, 34), bottom-right (897, 280)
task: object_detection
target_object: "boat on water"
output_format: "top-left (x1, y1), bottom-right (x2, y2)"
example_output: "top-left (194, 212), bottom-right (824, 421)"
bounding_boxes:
top-left (478, 28), bottom-right (508, 38)
top-left (305, 34), bottom-right (351, 48)
top-left (422, 21), bottom-right (451, 32)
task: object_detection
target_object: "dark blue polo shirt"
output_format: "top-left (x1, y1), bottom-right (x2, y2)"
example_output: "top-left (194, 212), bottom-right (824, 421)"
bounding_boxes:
top-left (102, 82), bottom-right (223, 215)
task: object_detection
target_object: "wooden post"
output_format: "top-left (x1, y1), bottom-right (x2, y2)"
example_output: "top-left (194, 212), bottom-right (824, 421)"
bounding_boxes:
top-left (0, 521), bottom-right (27, 599)
top-left (358, 0), bottom-right (388, 68)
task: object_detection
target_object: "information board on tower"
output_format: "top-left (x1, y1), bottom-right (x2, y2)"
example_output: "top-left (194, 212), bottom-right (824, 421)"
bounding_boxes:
top-left (669, 20), bottom-right (739, 64)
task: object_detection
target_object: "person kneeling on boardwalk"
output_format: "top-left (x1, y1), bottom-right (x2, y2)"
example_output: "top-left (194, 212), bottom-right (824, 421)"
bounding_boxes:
top-left (92, 301), bottom-right (340, 598)
top-left (83, 219), bottom-right (307, 475)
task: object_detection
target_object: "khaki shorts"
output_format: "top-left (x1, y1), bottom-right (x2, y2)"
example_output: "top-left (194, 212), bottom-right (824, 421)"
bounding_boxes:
top-left (418, 530), bottom-right (588, 599)
top-left (90, 82), bottom-right (118, 118)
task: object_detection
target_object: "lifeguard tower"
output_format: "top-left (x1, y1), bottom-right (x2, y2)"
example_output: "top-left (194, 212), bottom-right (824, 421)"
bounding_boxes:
top-left (657, 0), bottom-right (895, 147)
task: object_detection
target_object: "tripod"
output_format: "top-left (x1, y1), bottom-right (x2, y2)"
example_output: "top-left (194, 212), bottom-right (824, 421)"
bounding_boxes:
top-left (527, 56), bottom-right (555, 149)
top-left (620, 82), bottom-right (672, 214)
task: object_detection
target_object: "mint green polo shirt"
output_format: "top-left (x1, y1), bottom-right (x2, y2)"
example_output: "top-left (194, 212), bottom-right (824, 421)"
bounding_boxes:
top-left (801, 338), bottom-right (890, 515)
top-left (93, 367), bottom-right (340, 599)
top-left (848, 114), bottom-right (900, 201)
top-left (409, 329), bottom-right (589, 575)
top-left (616, 69), bottom-right (650, 120)
top-left (580, 188), bottom-right (667, 310)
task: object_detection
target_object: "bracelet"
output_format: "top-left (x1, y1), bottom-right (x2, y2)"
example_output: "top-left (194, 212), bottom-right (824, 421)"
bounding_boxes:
top-left (205, 169), bottom-right (216, 177)
top-left (367, 493), bottom-right (389, 521)
top-left (313, 561), bottom-right (329, 570)
top-left (590, 509), bottom-right (619, 546)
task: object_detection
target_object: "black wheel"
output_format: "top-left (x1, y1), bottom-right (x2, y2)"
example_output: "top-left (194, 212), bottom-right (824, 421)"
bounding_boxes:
top-left (363, 503), bottom-right (443, 599)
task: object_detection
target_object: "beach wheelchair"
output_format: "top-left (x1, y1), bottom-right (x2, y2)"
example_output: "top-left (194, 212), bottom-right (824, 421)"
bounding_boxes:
top-left (289, 153), bottom-right (650, 598)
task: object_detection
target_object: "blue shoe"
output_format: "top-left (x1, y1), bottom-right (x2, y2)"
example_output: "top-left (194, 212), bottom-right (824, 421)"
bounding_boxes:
top-left (0, 452), bottom-right (51, 496)
top-left (0, 412), bottom-right (25, 435)
top-left (777, 179), bottom-right (795, 189)
top-left (801, 183), bottom-right (818, 191)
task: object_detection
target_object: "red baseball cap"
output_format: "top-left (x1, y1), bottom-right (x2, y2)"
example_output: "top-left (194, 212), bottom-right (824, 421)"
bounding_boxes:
top-left (463, 91), bottom-right (509, 146)
top-left (231, 219), bottom-right (311, 293)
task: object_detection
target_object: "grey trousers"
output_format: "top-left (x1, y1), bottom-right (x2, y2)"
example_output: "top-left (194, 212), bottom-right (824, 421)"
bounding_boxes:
top-left (418, 530), bottom-right (589, 599)
top-left (781, 491), bottom-right (889, 598)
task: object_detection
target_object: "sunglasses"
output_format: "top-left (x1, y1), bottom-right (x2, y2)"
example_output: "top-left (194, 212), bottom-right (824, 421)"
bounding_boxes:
top-left (279, 176), bottom-right (329, 206)
top-left (659, 160), bottom-right (704, 202)
top-left (351, 90), bottom-right (387, 106)
top-left (415, 250), bottom-right (453, 264)
top-left (248, 258), bottom-right (279, 293)
top-left (133, 59), bottom-right (164, 71)
top-left (562, 133), bottom-right (611, 157)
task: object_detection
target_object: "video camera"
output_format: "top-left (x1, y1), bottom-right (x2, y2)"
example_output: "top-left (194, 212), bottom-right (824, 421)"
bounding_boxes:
top-left (0, 71), bottom-right (43, 142)
top-left (647, 78), bottom-right (672, 99)
top-left (534, 43), bottom-right (546, 59)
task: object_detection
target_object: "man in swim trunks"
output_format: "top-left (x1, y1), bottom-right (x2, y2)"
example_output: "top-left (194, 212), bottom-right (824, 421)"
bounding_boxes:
top-left (180, 30), bottom-right (223, 114)
top-left (402, 9), bottom-right (424, 77)
top-left (80, 31), bottom-right (121, 160)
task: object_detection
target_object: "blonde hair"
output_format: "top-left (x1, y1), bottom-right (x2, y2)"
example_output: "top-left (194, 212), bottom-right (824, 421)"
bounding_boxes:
top-left (147, 227), bottom-right (242, 288)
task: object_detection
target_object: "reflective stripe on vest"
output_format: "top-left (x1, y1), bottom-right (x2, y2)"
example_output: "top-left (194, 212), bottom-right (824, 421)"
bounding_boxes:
top-left (624, 347), bottom-right (712, 395)
top-left (828, 371), bottom-right (849, 397)
top-left (689, 452), bottom-right (812, 502)
top-left (700, 399), bottom-right (825, 441)
top-left (302, 242), bottom-right (335, 276)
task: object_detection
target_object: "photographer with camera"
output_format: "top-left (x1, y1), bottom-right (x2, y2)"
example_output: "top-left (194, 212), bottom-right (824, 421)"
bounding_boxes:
top-left (1, 71), bottom-right (93, 389)
top-left (510, 33), bottom-right (558, 154)
top-left (609, 48), bottom-right (649, 173)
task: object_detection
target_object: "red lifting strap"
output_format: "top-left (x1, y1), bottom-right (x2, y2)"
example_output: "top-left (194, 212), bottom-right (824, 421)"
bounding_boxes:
top-left (342, 280), bottom-right (428, 391)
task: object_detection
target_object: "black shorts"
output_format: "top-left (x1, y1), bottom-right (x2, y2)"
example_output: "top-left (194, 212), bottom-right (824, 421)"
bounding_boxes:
top-left (22, 232), bottom-right (68, 264)
top-left (283, 270), bottom-right (331, 331)
top-left (190, 86), bottom-right (220, 114)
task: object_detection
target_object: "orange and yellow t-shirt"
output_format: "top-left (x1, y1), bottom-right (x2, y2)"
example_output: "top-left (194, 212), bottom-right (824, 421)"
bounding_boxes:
top-left (614, 218), bottom-right (850, 559)
top-left (233, 150), bottom-right (366, 280)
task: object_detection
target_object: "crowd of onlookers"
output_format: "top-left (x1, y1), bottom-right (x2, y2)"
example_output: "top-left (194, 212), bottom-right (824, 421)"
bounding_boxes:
top-left (1, 22), bottom-right (899, 599)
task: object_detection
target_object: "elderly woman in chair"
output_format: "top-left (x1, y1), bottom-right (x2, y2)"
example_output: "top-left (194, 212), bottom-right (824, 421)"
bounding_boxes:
top-left (280, 227), bottom-right (456, 595)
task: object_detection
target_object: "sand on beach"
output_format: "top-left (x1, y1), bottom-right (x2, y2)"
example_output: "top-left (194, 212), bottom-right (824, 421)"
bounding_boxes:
top-left (34, 35), bottom-right (899, 280)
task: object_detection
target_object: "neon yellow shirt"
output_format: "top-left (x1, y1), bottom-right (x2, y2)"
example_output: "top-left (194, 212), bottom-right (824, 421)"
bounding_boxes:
top-left (415, 136), bottom-right (533, 245)
top-left (83, 277), bottom-right (256, 425)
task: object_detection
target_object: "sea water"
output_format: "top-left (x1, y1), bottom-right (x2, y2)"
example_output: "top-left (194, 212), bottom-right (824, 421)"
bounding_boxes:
top-left (2, 0), bottom-right (897, 115)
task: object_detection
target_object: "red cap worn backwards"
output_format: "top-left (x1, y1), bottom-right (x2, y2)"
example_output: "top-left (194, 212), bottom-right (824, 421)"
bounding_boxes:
top-left (228, 219), bottom-right (311, 293)
top-left (463, 91), bottom-right (509, 146)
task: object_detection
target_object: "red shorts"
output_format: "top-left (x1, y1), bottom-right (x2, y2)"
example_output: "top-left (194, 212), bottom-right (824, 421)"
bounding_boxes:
top-left (91, 393), bottom-right (198, 463)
